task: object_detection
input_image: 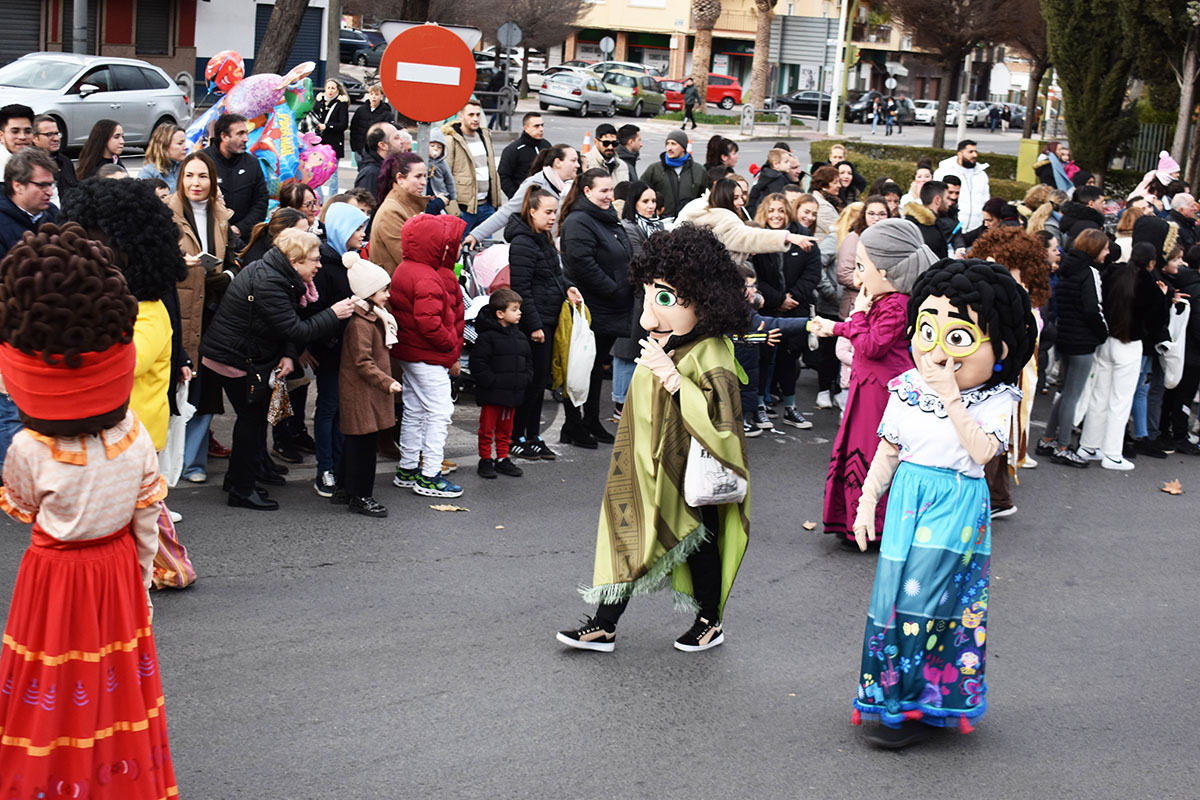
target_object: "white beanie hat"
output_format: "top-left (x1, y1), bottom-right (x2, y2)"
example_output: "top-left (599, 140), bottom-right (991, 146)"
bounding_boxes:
top-left (343, 252), bottom-right (390, 300)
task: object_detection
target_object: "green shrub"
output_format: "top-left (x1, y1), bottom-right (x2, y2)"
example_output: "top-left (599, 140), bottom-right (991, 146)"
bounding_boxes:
top-left (653, 110), bottom-right (801, 126)
top-left (811, 140), bottom-right (1019, 181)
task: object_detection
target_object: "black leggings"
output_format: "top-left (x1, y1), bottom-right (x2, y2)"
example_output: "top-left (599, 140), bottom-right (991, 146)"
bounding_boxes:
top-left (513, 335), bottom-right (553, 441)
top-left (216, 373), bottom-right (269, 497)
top-left (595, 506), bottom-right (723, 626)
top-left (1161, 363), bottom-right (1200, 442)
top-left (342, 432), bottom-right (377, 498)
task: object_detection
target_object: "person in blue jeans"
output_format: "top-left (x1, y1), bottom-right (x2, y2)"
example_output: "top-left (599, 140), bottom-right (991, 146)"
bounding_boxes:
top-left (0, 390), bottom-right (23, 480)
top-left (308, 201), bottom-right (370, 498)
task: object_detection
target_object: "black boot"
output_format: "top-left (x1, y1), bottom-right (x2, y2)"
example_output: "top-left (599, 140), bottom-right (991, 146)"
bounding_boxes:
top-left (560, 423), bottom-right (597, 449)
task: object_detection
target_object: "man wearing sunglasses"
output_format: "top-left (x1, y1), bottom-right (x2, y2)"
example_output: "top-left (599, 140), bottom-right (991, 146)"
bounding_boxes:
top-left (582, 123), bottom-right (630, 184)
top-left (0, 147), bottom-right (59, 259)
top-left (31, 115), bottom-right (77, 205)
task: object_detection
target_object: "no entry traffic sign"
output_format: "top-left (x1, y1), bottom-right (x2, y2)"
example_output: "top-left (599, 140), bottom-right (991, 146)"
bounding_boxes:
top-left (379, 25), bottom-right (478, 123)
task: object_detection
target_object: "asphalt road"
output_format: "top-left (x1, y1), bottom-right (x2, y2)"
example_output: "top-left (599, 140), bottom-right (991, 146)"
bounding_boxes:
top-left (0, 377), bottom-right (1193, 798)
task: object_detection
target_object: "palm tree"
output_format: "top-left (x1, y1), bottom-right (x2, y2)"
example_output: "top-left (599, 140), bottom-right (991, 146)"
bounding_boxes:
top-left (691, 0), bottom-right (722, 103)
top-left (746, 0), bottom-right (779, 108)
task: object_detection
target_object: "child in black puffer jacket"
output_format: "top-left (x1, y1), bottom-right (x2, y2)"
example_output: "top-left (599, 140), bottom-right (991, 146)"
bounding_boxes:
top-left (470, 289), bottom-right (534, 478)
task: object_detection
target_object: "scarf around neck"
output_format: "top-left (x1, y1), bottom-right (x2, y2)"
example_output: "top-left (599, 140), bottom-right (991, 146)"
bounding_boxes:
top-left (355, 300), bottom-right (399, 347)
top-left (665, 152), bottom-right (689, 168)
top-left (542, 166), bottom-right (566, 193)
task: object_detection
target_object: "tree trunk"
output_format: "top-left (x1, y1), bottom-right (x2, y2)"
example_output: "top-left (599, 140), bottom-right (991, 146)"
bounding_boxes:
top-left (1022, 61), bottom-right (1047, 140)
top-left (327, 0), bottom-right (342, 76)
top-left (1171, 29), bottom-right (1199, 166)
top-left (693, 30), bottom-right (714, 101)
top-left (253, 0), bottom-right (312, 76)
top-left (931, 61), bottom-right (956, 150)
top-left (402, 0), bottom-right (431, 21)
top-left (746, 0), bottom-right (777, 108)
top-left (1188, 110), bottom-right (1200, 189)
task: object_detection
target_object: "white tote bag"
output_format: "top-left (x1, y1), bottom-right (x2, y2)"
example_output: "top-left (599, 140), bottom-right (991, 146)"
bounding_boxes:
top-left (1157, 301), bottom-right (1191, 390)
top-left (683, 438), bottom-right (747, 507)
top-left (158, 381), bottom-right (195, 487)
top-left (565, 301), bottom-right (596, 408)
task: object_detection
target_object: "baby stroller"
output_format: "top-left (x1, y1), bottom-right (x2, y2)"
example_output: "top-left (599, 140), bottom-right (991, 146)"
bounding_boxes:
top-left (454, 240), bottom-right (510, 402)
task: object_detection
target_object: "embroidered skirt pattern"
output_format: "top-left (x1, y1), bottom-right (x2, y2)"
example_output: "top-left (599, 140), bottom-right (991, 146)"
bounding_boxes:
top-left (853, 462), bottom-right (991, 730)
top-left (0, 526), bottom-right (178, 798)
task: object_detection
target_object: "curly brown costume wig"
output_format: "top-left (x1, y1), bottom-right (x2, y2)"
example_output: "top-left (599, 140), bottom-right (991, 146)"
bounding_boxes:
top-left (969, 226), bottom-right (1053, 309)
top-left (629, 223), bottom-right (748, 338)
top-left (0, 222), bottom-right (138, 435)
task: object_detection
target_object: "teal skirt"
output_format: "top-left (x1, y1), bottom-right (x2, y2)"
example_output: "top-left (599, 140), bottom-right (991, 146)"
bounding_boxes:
top-left (853, 462), bottom-right (991, 730)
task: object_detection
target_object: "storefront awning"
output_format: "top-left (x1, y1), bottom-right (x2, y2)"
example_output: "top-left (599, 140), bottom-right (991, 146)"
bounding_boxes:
top-left (886, 61), bottom-right (908, 77)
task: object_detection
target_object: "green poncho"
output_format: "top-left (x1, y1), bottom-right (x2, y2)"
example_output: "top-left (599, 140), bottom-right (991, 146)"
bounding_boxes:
top-left (582, 336), bottom-right (750, 615)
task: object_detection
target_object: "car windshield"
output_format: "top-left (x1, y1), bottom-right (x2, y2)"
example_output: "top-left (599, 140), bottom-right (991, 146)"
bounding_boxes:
top-left (0, 58), bottom-right (80, 90)
top-left (551, 74), bottom-right (581, 86)
top-left (605, 74), bottom-right (636, 88)
top-left (660, 81), bottom-right (682, 91)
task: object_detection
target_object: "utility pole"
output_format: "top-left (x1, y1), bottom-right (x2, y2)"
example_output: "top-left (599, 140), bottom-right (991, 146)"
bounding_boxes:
top-left (956, 50), bottom-right (971, 144)
top-left (73, 0), bottom-right (89, 54)
top-left (827, 0), bottom-right (858, 136)
top-left (328, 0), bottom-right (343, 84)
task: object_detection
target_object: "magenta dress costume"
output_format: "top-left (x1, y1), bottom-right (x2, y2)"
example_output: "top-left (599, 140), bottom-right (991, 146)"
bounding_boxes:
top-left (823, 291), bottom-right (913, 541)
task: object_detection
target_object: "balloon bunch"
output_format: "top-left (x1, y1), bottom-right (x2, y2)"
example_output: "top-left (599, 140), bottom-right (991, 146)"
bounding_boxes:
top-left (185, 53), bottom-right (338, 197)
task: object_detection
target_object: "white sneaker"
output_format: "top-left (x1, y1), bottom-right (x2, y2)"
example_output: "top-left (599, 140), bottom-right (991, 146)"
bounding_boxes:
top-left (1077, 447), bottom-right (1103, 462)
top-left (168, 510), bottom-right (183, 523)
top-left (833, 390), bottom-right (848, 409)
top-left (816, 390), bottom-right (833, 409)
top-left (1101, 456), bottom-right (1135, 471)
top-left (1020, 456), bottom-right (1038, 469)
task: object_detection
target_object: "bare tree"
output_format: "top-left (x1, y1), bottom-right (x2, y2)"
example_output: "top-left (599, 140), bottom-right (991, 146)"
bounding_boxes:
top-left (746, 0), bottom-right (779, 108)
top-left (1002, 0), bottom-right (1050, 139)
top-left (880, 0), bottom-right (1023, 148)
top-left (254, 0), bottom-right (313, 76)
top-left (469, 0), bottom-right (589, 91)
top-left (691, 0), bottom-right (722, 102)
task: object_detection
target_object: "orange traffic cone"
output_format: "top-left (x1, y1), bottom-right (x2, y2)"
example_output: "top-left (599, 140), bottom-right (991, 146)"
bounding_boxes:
top-left (686, 136), bottom-right (693, 156)
top-left (581, 130), bottom-right (593, 157)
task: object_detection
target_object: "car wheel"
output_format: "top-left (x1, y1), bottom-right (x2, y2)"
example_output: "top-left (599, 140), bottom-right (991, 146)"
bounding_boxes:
top-left (605, 102), bottom-right (616, 117)
top-left (356, 55), bottom-right (368, 66)
top-left (719, 96), bottom-right (734, 110)
top-left (539, 101), bottom-right (549, 111)
top-left (577, 101), bottom-right (589, 118)
top-left (634, 101), bottom-right (643, 118)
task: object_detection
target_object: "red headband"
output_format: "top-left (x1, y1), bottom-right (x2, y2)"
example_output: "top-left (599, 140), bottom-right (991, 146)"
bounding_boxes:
top-left (0, 342), bottom-right (135, 420)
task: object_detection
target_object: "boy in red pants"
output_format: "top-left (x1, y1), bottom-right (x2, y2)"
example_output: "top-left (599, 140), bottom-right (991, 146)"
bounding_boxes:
top-left (470, 289), bottom-right (534, 478)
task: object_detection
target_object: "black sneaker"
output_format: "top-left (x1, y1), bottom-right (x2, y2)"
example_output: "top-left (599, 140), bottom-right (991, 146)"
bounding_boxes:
top-left (763, 404), bottom-right (779, 418)
top-left (272, 442), bottom-right (304, 464)
top-left (743, 419), bottom-right (762, 438)
top-left (1155, 435), bottom-right (1177, 455)
top-left (1134, 438), bottom-right (1168, 459)
top-left (1051, 448), bottom-right (1089, 468)
top-left (556, 618), bottom-right (616, 652)
top-left (1034, 438), bottom-right (1057, 456)
top-left (612, 402), bottom-right (623, 421)
top-left (348, 496), bottom-right (388, 517)
top-left (495, 457), bottom-right (523, 477)
top-left (477, 458), bottom-right (497, 479)
top-left (1175, 438), bottom-right (1200, 455)
top-left (294, 431), bottom-right (317, 454)
top-left (753, 406), bottom-right (774, 429)
top-left (509, 441), bottom-right (531, 460)
top-left (864, 720), bottom-right (930, 749)
top-left (783, 406), bottom-right (813, 429)
top-left (674, 616), bottom-right (724, 652)
top-left (313, 470), bottom-right (337, 498)
top-left (530, 438), bottom-right (557, 460)
top-left (991, 505), bottom-right (1017, 519)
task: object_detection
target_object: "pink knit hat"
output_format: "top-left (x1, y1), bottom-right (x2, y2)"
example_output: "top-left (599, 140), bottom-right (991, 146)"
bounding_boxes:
top-left (1158, 150), bottom-right (1181, 178)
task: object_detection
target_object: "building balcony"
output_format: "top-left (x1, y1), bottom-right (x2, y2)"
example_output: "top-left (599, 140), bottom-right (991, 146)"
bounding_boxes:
top-left (713, 10), bottom-right (757, 34)
top-left (851, 23), bottom-right (892, 43)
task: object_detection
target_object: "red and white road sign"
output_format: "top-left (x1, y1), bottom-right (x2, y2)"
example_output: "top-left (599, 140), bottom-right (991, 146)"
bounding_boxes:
top-left (379, 25), bottom-right (478, 123)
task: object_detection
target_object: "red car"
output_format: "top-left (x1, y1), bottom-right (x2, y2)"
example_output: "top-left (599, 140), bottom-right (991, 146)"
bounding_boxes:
top-left (662, 73), bottom-right (743, 109)
top-left (657, 78), bottom-right (684, 111)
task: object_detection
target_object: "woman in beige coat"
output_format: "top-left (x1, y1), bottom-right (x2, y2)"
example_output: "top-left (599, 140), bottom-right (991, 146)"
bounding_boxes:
top-left (678, 178), bottom-right (813, 264)
top-left (167, 151), bottom-right (235, 483)
top-left (370, 152), bottom-right (431, 274)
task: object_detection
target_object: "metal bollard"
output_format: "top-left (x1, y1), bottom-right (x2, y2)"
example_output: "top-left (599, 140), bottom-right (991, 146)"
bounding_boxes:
top-left (740, 104), bottom-right (756, 136)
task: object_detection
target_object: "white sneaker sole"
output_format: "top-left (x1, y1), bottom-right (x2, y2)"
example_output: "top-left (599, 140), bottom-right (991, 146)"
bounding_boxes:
top-left (744, 428), bottom-right (762, 438)
top-left (754, 420), bottom-right (774, 429)
top-left (1101, 458), bottom-right (1135, 471)
top-left (412, 484), bottom-right (464, 498)
top-left (991, 506), bottom-right (1017, 519)
top-left (393, 474), bottom-right (418, 488)
top-left (674, 631), bottom-right (725, 652)
top-left (556, 632), bottom-right (615, 652)
top-left (784, 418), bottom-right (813, 430)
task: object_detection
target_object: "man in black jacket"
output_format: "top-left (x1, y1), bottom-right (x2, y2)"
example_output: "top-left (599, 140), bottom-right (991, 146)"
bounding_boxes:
top-left (903, 180), bottom-right (949, 258)
top-left (1168, 192), bottom-right (1198, 253)
top-left (616, 124), bottom-right (641, 181)
top-left (497, 113), bottom-right (550, 198)
top-left (32, 115), bottom-right (76, 205)
top-left (1059, 185), bottom-right (1106, 249)
top-left (202, 113), bottom-right (268, 241)
top-left (354, 122), bottom-right (408, 198)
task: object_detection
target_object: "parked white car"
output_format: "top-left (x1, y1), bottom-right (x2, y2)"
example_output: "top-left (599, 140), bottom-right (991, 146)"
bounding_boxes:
top-left (913, 99), bottom-right (938, 125)
top-left (0, 52), bottom-right (191, 149)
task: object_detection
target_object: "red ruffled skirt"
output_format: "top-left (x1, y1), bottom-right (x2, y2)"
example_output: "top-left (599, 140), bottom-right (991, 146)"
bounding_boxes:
top-left (0, 525), bottom-right (178, 798)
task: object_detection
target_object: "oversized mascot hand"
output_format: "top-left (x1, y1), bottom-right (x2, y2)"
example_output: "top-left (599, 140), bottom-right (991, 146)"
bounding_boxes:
top-left (636, 337), bottom-right (681, 394)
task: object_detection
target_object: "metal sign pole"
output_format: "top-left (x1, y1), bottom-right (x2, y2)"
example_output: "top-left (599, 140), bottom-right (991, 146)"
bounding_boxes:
top-left (417, 121), bottom-right (431, 174)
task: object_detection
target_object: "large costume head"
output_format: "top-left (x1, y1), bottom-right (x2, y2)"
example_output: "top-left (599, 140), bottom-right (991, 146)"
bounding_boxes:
top-left (630, 224), bottom-right (747, 347)
top-left (0, 223), bottom-right (139, 436)
top-left (906, 259), bottom-right (1037, 390)
top-left (858, 217), bottom-right (937, 296)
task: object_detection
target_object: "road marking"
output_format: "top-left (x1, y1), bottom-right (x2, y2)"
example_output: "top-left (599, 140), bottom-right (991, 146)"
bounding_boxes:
top-left (393, 62), bottom-right (460, 86)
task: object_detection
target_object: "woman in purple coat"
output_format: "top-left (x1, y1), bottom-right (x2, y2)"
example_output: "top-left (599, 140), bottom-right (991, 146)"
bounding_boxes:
top-left (812, 219), bottom-right (937, 546)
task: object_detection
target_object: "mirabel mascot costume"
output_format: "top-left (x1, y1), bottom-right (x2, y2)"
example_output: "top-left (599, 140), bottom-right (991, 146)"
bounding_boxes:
top-left (0, 223), bottom-right (178, 797)
top-left (850, 259), bottom-right (1037, 749)
top-left (556, 225), bottom-right (750, 654)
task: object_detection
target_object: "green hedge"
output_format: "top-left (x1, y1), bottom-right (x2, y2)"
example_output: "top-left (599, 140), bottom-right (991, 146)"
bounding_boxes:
top-left (811, 140), bottom-right (1019, 181)
top-left (817, 154), bottom-right (1031, 202)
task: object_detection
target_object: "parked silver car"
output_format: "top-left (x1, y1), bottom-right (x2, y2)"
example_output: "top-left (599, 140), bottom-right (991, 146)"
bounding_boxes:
top-left (538, 72), bottom-right (617, 117)
top-left (0, 52), bottom-right (191, 149)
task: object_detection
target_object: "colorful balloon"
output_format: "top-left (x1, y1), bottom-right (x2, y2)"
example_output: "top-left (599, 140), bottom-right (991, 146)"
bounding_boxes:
top-left (284, 78), bottom-right (316, 120)
top-left (205, 50), bottom-right (244, 95)
top-left (280, 61), bottom-right (316, 88)
top-left (297, 144), bottom-right (337, 189)
top-left (225, 74), bottom-right (287, 119)
top-left (181, 100), bottom-right (225, 154)
top-left (249, 102), bottom-right (303, 191)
